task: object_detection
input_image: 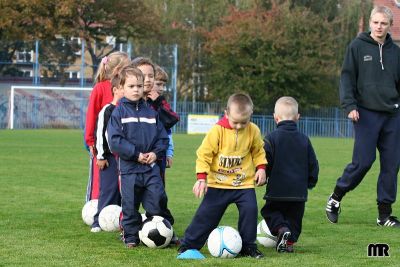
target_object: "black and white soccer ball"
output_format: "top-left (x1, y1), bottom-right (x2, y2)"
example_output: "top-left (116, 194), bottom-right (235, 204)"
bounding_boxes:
top-left (139, 216), bottom-right (173, 248)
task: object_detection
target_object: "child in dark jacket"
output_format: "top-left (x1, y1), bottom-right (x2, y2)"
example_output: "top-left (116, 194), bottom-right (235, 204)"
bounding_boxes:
top-left (107, 65), bottom-right (169, 248)
top-left (261, 96), bottom-right (319, 253)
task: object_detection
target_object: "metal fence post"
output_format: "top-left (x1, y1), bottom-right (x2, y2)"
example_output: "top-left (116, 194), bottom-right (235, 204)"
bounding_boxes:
top-left (172, 44), bottom-right (178, 131)
top-left (34, 40), bottom-right (39, 85)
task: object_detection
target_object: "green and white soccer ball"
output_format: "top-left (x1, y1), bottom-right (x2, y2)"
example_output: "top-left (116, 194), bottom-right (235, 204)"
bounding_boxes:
top-left (257, 219), bottom-right (277, 248)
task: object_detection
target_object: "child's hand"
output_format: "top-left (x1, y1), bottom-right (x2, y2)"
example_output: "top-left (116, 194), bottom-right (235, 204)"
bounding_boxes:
top-left (147, 90), bottom-right (160, 101)
top-left (144, 152), bottom-right (157, 164)
top-left (192, 179), bottom-right (207, 198)
top-left (89, 146), bottom-right (97, 158)
top-left (166, 157), bottom-right (173, 168)
top-left (255, 169), bottom-right (266, 186)
top-left (138, 153), bottom-right (147, 164)
top-left (96, 159), bottom-right (109, 170)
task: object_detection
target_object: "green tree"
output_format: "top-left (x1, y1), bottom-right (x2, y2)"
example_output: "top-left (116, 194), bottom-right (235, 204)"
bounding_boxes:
top-left (205, 4), bottom-right (338, 112)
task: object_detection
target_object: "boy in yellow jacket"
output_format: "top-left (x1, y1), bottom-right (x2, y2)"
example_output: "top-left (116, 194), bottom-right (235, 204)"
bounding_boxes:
top-left (177, 93), bottom-right (267, 259)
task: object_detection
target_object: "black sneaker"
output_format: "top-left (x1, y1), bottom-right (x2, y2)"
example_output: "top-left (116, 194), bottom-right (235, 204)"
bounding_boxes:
top-left (177, 244), bottom-right (189, 255)
top-left (276, 227), bottom-right (291, 253)
top-left (377, 216), bottom-right (400, 227)
top-left (326, 194), bottom-right (341, 223)
top-left (286, 244), bottom-right (294, 253)
top-left (239, 247), bottom-right (264, 259)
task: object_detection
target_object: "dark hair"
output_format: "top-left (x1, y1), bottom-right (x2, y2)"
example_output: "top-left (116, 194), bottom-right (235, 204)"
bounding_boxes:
top-left (131, 57), bottom-right (155, 75)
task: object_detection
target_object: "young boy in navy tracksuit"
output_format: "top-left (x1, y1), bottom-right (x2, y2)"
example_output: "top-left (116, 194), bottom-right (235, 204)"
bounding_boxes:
top-left (107, 65), bottom-right (169, 248)
top-left (90, 70), bottom-right (124, 232)
top-left (131, 57), bottom-right (179, 243)
top-left (261, 96), bottom-right (319, 253)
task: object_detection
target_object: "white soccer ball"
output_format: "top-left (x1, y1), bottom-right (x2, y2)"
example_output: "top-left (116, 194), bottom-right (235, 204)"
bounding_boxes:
top-left (139, 216), bottom-right (173, 248)
top-left (207, 226), bottom-right (242, 258)
top-left (99, 205), bottom-right (122, 232)
top-left (81, 199), bottom-right (98, 226)
top-left (257, 219), bottom-right (277, 248)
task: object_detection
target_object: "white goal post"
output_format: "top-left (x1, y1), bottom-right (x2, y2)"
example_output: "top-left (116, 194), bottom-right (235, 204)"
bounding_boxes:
top-left (9, 85), bottom-right (92, 129)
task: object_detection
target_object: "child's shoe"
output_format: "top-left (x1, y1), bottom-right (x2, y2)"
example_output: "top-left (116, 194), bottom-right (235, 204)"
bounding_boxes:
top-left (169, 232), bottom-right (181, 246)
top-left (125, 242), bottom-right (138, 249)
top-left (276, 227), bottom-right (291, 253)
top-left (177, 244), bottom-right (189, 255)
top-left (90, 226), bottom-right (101, 233)
top-left (286, 241), bottom-right (294, 253)
top-left (239, 247), bottom-right (264, 258)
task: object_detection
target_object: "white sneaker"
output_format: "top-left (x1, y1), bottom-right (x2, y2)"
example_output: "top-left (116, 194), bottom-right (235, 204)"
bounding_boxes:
top-left (91, 227), bottom-right (102, 233)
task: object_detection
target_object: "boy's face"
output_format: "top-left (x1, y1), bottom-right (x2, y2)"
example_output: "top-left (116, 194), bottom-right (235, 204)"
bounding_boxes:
top-left (226, 103), bottom-right (251, 130)
top-left (123, 75), bottom-right (144, 102)
top-left (153, 80), bottom-right (166, 95)
top-left (137, 64), bottom-right (154, 95)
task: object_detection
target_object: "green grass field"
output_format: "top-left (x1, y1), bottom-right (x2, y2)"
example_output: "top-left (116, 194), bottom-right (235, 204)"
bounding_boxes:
top-left (0, 130), bottom-right (399, 266)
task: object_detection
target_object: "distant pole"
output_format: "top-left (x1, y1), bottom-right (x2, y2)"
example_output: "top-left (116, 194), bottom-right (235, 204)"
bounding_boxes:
top-left (172, 44), bottom-right (178, 113)
top-left (80, 40), bottom-right (85, 87)
top-left (34, 40), bottom-right (39, 85)
top-left (127, 41), bottom-right (132, 58)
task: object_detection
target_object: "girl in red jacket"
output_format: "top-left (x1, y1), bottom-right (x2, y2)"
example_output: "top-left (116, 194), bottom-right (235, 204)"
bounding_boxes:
top-left (84, 52), bottom-right (130, 202)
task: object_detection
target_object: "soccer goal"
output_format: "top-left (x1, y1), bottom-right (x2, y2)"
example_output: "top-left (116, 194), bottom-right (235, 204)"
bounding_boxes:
top-left (8, 85), bottom-right (92, 129)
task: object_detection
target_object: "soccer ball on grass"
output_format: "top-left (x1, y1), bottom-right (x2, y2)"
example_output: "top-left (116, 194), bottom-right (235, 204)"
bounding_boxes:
top-left (81, 199), bottom-right (98, 226)
top-left (139, 216), bottom-right (173, 248)
top-left (99, 204), bottom-right (121, 232)
top-left (257, 219), bottom-right (277, 247)
top-left (207, 226), bottom-right (242, 258)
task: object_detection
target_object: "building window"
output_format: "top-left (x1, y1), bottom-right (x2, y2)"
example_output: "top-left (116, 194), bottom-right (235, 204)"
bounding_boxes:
top-left (15, 50), bottom-right (33, 63)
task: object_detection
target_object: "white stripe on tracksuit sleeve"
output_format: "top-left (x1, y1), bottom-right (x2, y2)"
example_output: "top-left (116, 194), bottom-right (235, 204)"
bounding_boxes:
top-left (95, 104), bottom-right (110, 160)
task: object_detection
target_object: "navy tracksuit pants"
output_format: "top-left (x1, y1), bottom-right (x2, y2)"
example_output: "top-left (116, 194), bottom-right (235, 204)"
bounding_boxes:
top-left (121, 165), bottom-right (168, 244)
top-left (182, 188), bottom-right (258, 250)
top-left (92, 154), bottom-right (121, 228)
top-left (134, 157), bottom-right (175, 226)
top-left (336, 107), bottom-right (400, 204)
top-left (260, 201), bottom-right (305, 243)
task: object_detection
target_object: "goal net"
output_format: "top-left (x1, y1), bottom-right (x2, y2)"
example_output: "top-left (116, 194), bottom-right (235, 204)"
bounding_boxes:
top-left (8, 86), bottom-right (92, 129)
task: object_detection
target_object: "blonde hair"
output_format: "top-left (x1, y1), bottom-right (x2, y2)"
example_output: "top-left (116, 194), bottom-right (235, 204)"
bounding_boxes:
top-left (226, 92), bottom-right (253, 114)
top-left (95, 51), bottom-right (130, 83)
top-left (274, 96), bottom-right (298, 120)
top-left (155, 65), bottom-right (169, 82)
top-left (370, 5), bottom-right (393, 25)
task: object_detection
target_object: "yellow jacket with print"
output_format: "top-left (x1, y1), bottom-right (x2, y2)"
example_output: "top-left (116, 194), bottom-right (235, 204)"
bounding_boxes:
top-left (196, 116), bottom-right (267, 189)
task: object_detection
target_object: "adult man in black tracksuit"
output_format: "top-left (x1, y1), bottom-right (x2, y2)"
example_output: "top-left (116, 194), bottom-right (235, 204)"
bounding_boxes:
top-left (326, 5), bottom-right (400, 227)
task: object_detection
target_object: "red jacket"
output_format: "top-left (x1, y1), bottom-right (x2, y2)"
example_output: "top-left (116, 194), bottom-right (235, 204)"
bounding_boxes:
top-left (84, 80), bottom-right (113, 147)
